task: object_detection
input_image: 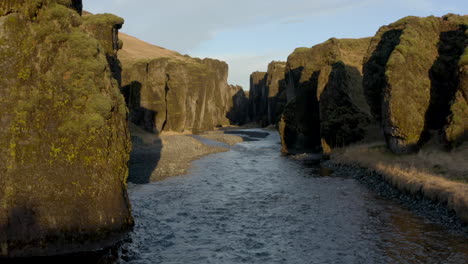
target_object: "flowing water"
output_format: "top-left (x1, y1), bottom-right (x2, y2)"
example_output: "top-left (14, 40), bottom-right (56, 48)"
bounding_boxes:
top-left (124, 129), bottom-right (468, 264)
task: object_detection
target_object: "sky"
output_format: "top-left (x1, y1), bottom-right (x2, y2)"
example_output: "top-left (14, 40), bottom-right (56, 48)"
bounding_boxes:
top-left (86, 0), bottom-right (468, 90)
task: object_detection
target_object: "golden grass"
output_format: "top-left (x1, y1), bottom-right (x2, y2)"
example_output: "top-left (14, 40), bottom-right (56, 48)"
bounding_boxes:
top-left (118, 32), bottom-right (190, 65)
top-left (332, 142), bottom-right (468, 223)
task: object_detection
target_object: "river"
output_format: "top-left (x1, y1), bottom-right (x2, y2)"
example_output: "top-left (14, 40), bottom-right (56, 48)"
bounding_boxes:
top-left (123, 129), bottom-right (468, 264)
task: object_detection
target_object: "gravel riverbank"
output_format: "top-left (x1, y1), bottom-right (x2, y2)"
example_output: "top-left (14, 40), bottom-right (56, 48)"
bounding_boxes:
top-left (322, 160), bottom-right (468, 233)
top-left (128, 125), bottom-right (245, 183)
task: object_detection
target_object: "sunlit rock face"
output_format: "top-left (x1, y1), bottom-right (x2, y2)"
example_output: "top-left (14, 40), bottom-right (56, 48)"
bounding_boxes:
top-left (120, 32), bottom-right (245, 134)
top-left (0, 0), bottom-right (133, 257)
top-left (363, 14), bottom-right (468, 153)
top-left (280, 37), bottom-right (372, 154)
top-left (248, 61), bottom-right (287, 127)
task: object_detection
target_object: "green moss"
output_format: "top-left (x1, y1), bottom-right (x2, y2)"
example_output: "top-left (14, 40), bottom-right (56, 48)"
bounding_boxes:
top-left (459, 51), bottom-right (468, 66)
top-left (0, 0), bottom-right (132, 254)
top-left (82, 13), bottom-right (124, 54)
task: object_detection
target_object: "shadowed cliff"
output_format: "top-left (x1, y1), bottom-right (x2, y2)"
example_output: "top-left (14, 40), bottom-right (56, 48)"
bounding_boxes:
top-left (279, 37), bottom-right (372, 154)
top-left (363, 14), bottom-right (468, 153)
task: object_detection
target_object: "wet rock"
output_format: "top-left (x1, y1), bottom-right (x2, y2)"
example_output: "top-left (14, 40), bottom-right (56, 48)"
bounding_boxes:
top-left (0, 0), bottom-right (133, 257)
top-left (280, 37), bottom-right (372, 153)
top-left (363, 14), bottom-right (468, 153)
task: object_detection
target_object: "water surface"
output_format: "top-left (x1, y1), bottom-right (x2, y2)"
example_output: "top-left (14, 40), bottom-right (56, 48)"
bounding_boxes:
top-left (125, 129), bottom-right (468, 264)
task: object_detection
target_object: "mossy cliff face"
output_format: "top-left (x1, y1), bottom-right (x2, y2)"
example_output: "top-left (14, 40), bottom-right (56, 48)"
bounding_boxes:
top-left (0, 0), bottom-right (132, 257)
top-left (122, 56), bottom-right (235, 133)
top-left (280, 37), bottom-right (371, 153)
top-left (226, 85), bottom-right (249, 125)
top-left (248, 71), bottom-right (267, 125)
top-left (363, 14), bottom-right (468, 153)
top-left (445, 17), bottom-right (468, 148)
top-left (248, 61), bottom-right (287, 126)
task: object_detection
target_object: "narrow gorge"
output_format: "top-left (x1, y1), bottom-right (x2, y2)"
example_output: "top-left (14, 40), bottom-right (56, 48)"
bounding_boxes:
top-left (0, 1), bottom-right (467, 263)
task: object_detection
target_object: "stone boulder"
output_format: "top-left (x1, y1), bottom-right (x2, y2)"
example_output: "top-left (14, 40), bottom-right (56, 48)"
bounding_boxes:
top-left (0, 0), bottom-right (133, 257)
top-left (363, 14), bottom-right (468, 153)
top-left (280, 37), bottom-right (372, 153)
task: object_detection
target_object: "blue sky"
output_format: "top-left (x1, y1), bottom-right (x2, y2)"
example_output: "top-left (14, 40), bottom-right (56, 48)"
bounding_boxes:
top-left (86, 0), bottom-right (467, 90)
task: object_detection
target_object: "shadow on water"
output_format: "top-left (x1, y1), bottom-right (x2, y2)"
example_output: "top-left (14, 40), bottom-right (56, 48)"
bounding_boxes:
top-left (121, 81), bottom-right (163, 184)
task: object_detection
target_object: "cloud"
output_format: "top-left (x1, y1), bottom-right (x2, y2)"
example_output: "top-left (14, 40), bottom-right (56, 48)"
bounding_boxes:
top-left (85, 0), bottom-right (372, 53)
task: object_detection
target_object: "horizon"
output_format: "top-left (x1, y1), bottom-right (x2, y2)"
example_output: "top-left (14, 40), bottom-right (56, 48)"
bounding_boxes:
top-left (86, 0), bottom-right (468, 90)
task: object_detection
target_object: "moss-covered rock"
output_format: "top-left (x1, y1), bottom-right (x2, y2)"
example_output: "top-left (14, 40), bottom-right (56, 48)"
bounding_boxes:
top-left (364, 14), bottom-right (468, 153)
top-left (122, 56), bottom-right (236, 133)
top-left (0, 0), bottom-right (132, 257)
top-left (445, 19), bottom-right (468, 147)
top-left (280, 37), bottom-right (372, 153)
top-left (226, 85), bottom-right (249, 125)
top-left (248, 71), bottom-right (267, 125)
top-left (248, 61), bottom-right (287, 126)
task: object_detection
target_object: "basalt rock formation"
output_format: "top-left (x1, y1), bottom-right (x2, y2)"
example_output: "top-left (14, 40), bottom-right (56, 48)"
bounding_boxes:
top-left (363, 14), bottom-right (468, 153)
top-left (120, 33), bottom-right (246, 133)
top-left (0, 0), bottom-right (133, 257)
top-left (248, 61), bottom-right (287, 127)
top-left (227, 85), bottom-right (250, 125)
top-left (249, 71), bottom-right (267, 125)
top-left (280, 37), bottom-right (372, 153)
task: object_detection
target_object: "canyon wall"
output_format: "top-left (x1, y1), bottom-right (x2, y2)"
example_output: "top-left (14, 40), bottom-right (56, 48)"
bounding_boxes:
top-left (363, 14), bottom-right (468, 153)
top-left (120, 33), bottom-right (248, 133)
top-left (0, 0), bottom-right (133, 257)
top-left (252, 14), bottom-right (468, 155)
top-left (279, 37), bottom-right (372, 153)
top-left (248, 61), bottom-right (287, 127)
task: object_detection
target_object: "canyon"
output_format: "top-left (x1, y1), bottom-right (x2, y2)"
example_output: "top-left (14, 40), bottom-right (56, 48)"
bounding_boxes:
top-left (0, 0), bottom-right (467, 262)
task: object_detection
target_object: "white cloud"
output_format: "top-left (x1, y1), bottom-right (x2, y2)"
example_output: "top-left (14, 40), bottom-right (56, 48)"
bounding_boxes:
top-left (85, 0), bottom-right (372, 53)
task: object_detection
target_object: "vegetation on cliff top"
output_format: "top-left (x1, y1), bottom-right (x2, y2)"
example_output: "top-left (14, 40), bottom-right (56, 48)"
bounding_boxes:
top-left (0, 0), bottom-right (132, 256)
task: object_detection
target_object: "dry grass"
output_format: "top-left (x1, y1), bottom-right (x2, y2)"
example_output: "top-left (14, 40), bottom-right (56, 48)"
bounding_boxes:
top-left (118, 32), bottom-right (190, 65)
top-left (332, 142), bottom-right (468, 223)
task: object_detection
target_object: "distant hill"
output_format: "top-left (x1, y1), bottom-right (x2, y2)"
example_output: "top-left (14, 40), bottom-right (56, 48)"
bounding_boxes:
top-left (118, 32), bottom-right (189, 65)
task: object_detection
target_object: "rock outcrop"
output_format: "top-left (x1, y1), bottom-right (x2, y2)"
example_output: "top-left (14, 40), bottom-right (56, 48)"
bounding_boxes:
top-left (120, 33), bottom-right (246, 133)
top-left (226, 85), bottom-right (250, 125)
top-left (248, 61), bottom-right (287, 126)
top-left (280, 37), bottom-right (372, 153)
top-left (248, 71), bottom-right (267, 125)
top-left (0, 0), bottom-right (133, 257)
top-left (363, 14), bottom-right (468, 153)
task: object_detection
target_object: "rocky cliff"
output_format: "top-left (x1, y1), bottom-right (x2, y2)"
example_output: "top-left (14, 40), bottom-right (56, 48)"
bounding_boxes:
top-left (363, 14), bottom-right (468, 153)
top-left (226, 85), bottom-right (250, 125)
top-left (120, 33), bottom-right (246, 133)
top-left (279, 37), bottom-right (372, 153)
top-left (248, 61), bottom-right (287, 127)
top-left (0, 0), bottom-right (132, 257)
